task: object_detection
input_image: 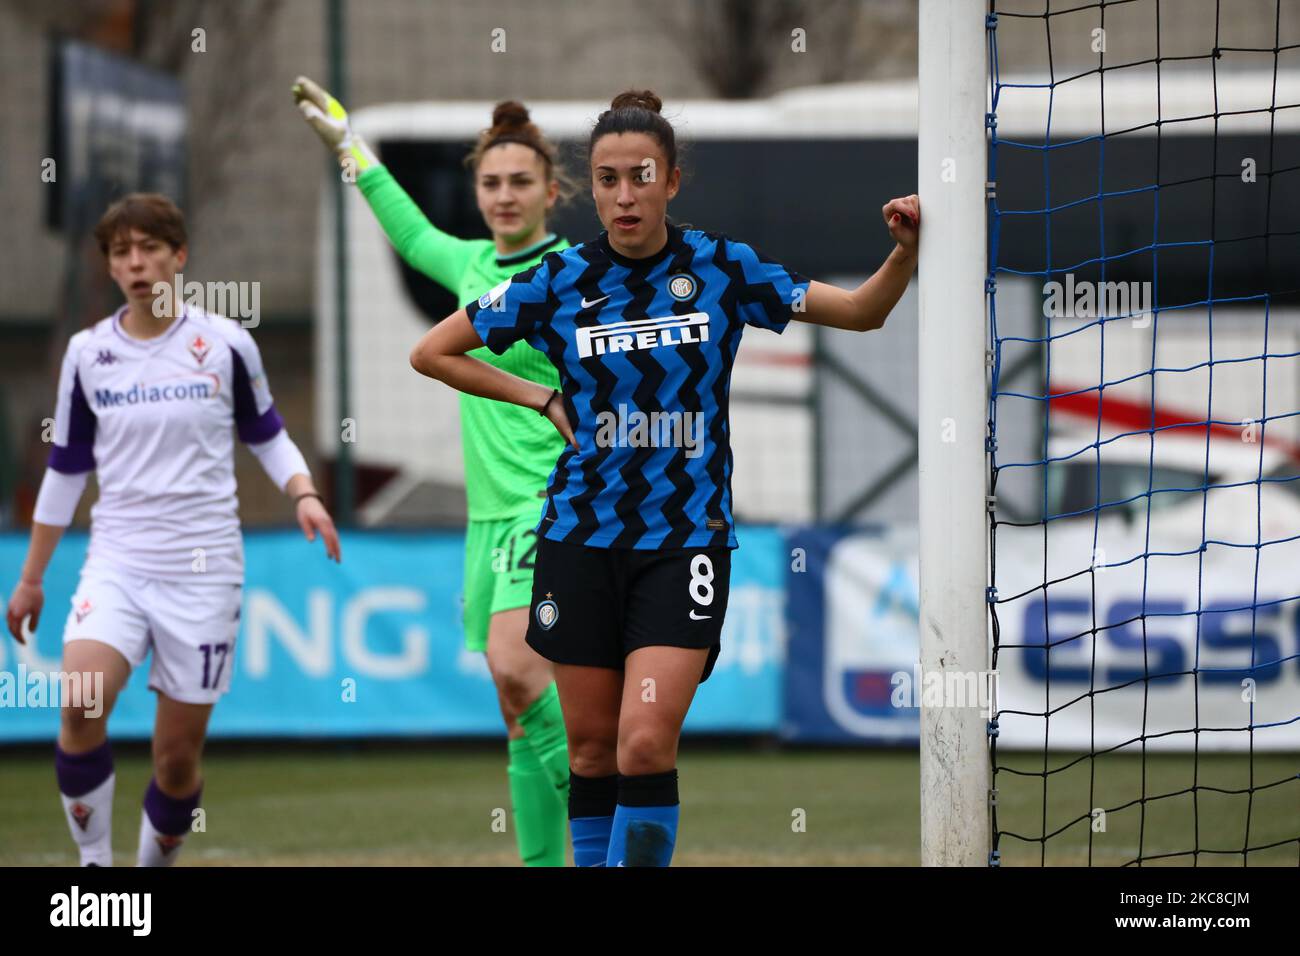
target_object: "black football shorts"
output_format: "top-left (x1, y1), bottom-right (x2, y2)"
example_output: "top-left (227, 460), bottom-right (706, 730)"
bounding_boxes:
top-left (524, 535), bottom-right (732, 683)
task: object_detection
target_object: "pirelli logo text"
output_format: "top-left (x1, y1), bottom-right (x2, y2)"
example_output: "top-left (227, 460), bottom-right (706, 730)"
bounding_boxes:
top-left (576, 313), bottom-right (710, 359)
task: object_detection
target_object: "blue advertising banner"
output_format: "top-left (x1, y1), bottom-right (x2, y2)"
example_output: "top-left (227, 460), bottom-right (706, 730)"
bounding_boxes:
top-left (0, 527), bottom-right (786, 742)
top-left (782, 526), bottom-right (922, 744)
top-left (781, 521), bottom-right (1300, 751)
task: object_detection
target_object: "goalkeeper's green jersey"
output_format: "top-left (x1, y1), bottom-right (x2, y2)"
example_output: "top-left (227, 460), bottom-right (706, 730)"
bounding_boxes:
top-left (357, 165), bottom-right (568, 520)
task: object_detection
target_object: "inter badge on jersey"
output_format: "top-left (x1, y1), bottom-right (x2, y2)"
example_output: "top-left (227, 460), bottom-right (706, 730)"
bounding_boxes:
top-left (668, 271), bottom-right (699, 302)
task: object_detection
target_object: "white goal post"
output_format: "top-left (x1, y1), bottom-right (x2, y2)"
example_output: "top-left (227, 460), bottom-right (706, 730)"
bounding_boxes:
top-left (917, 0), bottom-right (991, 866)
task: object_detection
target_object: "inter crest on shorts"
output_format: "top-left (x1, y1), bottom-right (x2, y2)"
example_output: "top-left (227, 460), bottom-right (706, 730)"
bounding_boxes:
top-left (535, 595), bottom-right (559, 631)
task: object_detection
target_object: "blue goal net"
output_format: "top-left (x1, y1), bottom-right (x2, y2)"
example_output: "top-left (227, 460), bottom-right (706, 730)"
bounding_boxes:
top-left (985, 0), bottom-right (1300, 866)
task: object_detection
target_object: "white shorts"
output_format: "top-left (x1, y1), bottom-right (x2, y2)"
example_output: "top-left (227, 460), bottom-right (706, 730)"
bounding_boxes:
top-left (62, 567), bottom-right (243, 705)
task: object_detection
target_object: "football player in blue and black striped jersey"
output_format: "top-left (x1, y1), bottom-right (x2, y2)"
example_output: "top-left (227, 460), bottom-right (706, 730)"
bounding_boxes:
top-left (410, 89), bottom-right (920, 866)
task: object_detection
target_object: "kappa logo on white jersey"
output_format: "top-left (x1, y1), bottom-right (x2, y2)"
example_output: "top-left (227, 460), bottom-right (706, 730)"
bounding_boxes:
top-left (576, 312), bottom-right (710, 359)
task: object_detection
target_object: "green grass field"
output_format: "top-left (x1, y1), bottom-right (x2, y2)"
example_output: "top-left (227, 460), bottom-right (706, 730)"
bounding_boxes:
top-left (0, 745), bottom-right (1294, 866)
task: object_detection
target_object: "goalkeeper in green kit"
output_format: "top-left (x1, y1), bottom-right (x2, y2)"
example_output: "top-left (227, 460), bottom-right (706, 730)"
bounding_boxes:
top-left (293, 77), bottom-right (571, 865)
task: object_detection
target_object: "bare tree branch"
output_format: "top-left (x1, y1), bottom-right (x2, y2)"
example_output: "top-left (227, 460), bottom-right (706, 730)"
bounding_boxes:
top-left (131, 0), bottom-right (283, 230)
top-left (658, 0), bottom-right (867, 99)
top-left (0, 0), bottom-right (119, 36)
top-left (2, 0), bottom-right (282, 232)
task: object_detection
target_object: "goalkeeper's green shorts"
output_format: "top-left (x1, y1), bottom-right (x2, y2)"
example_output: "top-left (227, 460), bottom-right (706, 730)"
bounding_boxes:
top-left (462, 512), bottom-right (541, 652)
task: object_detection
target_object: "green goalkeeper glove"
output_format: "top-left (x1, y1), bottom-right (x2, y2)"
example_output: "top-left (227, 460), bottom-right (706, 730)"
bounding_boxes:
top-left (291, 75), bottom-right (378, 176)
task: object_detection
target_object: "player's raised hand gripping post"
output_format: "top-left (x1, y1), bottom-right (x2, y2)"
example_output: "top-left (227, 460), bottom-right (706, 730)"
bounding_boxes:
top-left (798, 192), bottom-right (921, 333)
top-left (291, 75), bottom-right (377, 177)
top-left (884, 193), bottom-right (921, 252)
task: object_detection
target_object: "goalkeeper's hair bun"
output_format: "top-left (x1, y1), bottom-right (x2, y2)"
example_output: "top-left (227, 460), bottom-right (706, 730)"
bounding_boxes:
top-left (590, 88), bottom-right (677, 171)
top-left (609, 90), bottom-right (662, 114)
top-left (491, 99), bottom-right (532, 131)
top-left (466, 100), bottom-right (574, 203)
top-left (472, 99), bottom-right (549, 166)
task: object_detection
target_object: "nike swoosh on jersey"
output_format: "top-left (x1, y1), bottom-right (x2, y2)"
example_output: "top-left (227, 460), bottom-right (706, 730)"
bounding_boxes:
top-left (580, 294), bottom-right (610, 308)
top-left (689, 610), bottom-right (712, 620)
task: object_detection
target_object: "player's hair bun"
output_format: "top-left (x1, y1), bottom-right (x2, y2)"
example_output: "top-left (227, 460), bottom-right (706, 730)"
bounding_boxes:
top-left (491, 100), bottom-right (532, 131)
top-left (590, 89), bottom-right (678, 170)
top-left (610, 90), bottom-right (663, 114)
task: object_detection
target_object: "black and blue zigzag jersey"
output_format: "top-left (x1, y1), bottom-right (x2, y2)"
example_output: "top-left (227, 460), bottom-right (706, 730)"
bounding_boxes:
top-left (466, 222), bottom-right (810, 550)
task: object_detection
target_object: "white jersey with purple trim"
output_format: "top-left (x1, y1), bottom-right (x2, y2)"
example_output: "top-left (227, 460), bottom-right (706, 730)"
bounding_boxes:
top-left (48, 305), bottom-right (285, 584)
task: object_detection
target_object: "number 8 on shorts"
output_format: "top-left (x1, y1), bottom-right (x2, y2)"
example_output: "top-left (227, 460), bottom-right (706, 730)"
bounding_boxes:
top-left (689, 554), bottom-right (715, 606)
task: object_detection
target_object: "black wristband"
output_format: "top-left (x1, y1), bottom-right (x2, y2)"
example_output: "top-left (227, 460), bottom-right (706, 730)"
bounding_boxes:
top-left (539, 389), bottom-right (560, 416)
top-left (294, 492), bottom-right (324, 506)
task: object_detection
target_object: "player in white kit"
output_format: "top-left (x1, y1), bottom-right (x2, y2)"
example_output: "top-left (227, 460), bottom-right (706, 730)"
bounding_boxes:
top-left (4, 193), bottom-right (341, 866)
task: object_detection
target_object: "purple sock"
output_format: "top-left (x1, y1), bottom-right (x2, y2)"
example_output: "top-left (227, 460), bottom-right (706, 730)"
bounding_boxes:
top-left (143, 778), bottom-right (202, 836)
top-left (55, 741), bottom-right (113, 797)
